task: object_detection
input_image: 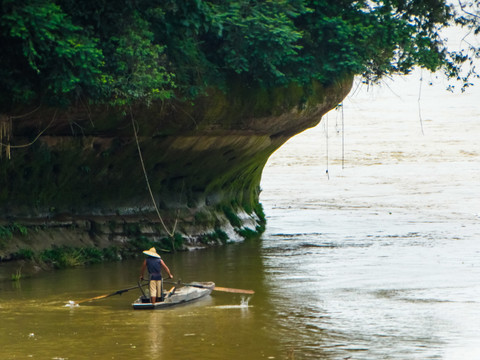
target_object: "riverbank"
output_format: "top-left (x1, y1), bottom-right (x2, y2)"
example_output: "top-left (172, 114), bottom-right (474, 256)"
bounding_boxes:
top-left (0, 203), bottom-right (266, 271)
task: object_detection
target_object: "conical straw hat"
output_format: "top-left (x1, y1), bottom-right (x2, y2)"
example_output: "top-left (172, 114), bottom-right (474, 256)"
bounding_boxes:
top-left (143, 247), bottom-right (160, 258)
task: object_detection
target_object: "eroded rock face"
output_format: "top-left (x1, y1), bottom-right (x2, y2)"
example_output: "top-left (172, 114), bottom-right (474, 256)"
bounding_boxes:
top-left (0, 78), bottom-right (352, 257)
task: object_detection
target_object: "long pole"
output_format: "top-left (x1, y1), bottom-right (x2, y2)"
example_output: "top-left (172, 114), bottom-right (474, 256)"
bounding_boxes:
top-left (73, 282), bottom-right (147, 305)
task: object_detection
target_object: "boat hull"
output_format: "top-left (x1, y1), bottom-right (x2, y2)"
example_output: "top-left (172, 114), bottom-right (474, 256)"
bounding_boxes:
top-left (132, 282), bottom-right (215, 310)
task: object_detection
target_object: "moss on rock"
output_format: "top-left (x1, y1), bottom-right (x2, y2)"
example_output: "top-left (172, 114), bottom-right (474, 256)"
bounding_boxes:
top-left (0, 78), bottom-right (352, 260)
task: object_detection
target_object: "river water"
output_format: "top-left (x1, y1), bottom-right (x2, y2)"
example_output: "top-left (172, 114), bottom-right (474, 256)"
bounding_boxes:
top-left (260, 70), bottom-right (480, 359)
top-left (1, 72), bottom-right (480, 359)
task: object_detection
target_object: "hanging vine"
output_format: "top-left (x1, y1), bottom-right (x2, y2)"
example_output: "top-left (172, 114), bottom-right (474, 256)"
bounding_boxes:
top-left (129, 107), bottom-right (179, 248)
top-left (0, 109), bottom-right (56, 160)
top-left (0, 115), bottom-right (12, 160)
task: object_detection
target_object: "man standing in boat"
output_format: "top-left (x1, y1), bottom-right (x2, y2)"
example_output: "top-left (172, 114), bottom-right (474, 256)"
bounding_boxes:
top-left (139, 247), bottom-right (174, 303)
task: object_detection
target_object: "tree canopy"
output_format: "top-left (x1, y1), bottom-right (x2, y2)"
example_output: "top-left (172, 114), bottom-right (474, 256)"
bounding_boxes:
top-left (1, 0), bottom-right (479, 109)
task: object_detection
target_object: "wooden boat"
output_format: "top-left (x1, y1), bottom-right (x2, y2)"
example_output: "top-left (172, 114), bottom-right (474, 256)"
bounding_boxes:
top-left (132, 281), bottom-right (215, 310)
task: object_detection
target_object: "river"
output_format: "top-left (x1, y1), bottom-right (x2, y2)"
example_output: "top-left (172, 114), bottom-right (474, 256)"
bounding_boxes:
top-left (1, 70), bottom-right (480, 359)
top-left (260, 69), bottom-right (480, 359)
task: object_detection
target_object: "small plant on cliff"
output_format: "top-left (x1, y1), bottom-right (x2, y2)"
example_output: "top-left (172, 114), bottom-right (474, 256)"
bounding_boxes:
top-left (40, 246), bottom-right (107, 268)
top-left (102, 246), bottom-right (122, 261)
top-left (11, 223), bottom-right (28, 235)
top-left (237, 228), bottom-right (261, 241)
top-left (126, 236), bottom-right (157, 254)
top-left (13, 248), bottom-right (35, 260)
top-left (254, 203), bottom-right (266, 233)
top-left (160, 233), bottom-right (184, 253)
top-left (194, 210), bottom-right (213, 225)
top-left (172, 233), bottom-right (185, 251)
top-left (0, 223), bottom-right (28, 239)
top-left (215, 229), bottom-right (229, 244)
top-left (0, 225), bottom-right (12, 239)
top-left (223, 206), bottom-right (242, 228)
top-left (201, 228), bottom-right (229, 245)
top-left (80, 247), bottom-right (103, 264)
top-left (41, 247), bottom-right (84, 268)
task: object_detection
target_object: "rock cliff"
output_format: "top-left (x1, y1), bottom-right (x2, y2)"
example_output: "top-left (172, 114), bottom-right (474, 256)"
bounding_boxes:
top-left (0, 78), bottom-right (352, 259)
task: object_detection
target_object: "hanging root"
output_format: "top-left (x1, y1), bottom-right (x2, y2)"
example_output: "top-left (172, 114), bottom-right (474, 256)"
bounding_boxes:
top-left (129, 107), bottom-right (179, 245)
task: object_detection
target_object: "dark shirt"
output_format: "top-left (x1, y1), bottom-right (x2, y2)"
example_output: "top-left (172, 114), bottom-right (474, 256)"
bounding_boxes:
top-left (146, 256), bottom-right (162, 280)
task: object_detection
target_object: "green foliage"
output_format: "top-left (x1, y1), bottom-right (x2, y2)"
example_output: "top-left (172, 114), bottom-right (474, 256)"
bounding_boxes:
top-left (80, 247), bottom-right (103, 264)
top-left (223, 206), bottom-right (242, 228)
top-left (0, 0), bottom-right (105, 106)
top-left (39, 245), bottom-right (120, 268)
top-left (9, 241), bottom-right (182, 269)
top-left (13, 248), bottom-right (35, 260)
top-left (194, 210), bottom-right (214, 225)
top-left (0, 0), bottom-right (174, 108)
top-left (11, 269), bottom-right (22, 281)
top-left (0, 225), bottom-right (13, 239)
top-left (123, 223), bottom-right (141, 236)
top-left (215, 228), bottom-right (229, 244)
top-left (101, 10), bottom-right (175, 105)
top-left (0, 223), bottom-right (28, 239)
top-left (102, 246), bottom-right (121, 261)
top-left (200, 228), bottom-right (229, 245)
top-left (254, 202), bottom-right (266, 233)
top-left (40, 246), bottom-right (83, 268)
top-left (126, 236), bottom-right (157, 254)
top-left (237, 227), bottom-right (260, 241)
top-left (171, 233), bottom-right (185, 251)
top-left (208, 1), bottom-right (305, 85)
top-left (125, 235), bottom-right (176, 253)
top-left (1, 0), bottom-right (479, 107)
top-left (13, 223), bottom-right (28, 236)
top-left (156, 234), bottom-right (185, 252)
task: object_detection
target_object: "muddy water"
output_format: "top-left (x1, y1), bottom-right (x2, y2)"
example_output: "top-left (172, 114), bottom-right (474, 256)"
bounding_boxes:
top-left (0, 245), bottom-right (276, 360)
top-left (2, 51), bottom-right (480, 360)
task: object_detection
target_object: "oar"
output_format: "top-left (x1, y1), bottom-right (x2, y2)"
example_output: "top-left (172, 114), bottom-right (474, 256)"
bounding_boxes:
top-left (73, 282), bottom-right (147, 305)
top-left (210, 285), bottom-right (254, 295)
top-left (165, 281), bottom-right (254, 295)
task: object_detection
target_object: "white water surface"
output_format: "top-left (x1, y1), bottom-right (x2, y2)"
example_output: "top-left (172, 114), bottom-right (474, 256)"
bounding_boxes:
top-left (260, 67), bottom-right (480, 359)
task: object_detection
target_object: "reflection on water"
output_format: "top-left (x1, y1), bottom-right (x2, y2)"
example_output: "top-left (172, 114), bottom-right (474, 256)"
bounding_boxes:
top-left (2, 69), bottom-right (480, 359)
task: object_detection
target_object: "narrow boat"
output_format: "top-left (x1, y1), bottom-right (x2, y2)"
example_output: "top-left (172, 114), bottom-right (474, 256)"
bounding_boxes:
top-left (132, 281), bottom-right (215, 310)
